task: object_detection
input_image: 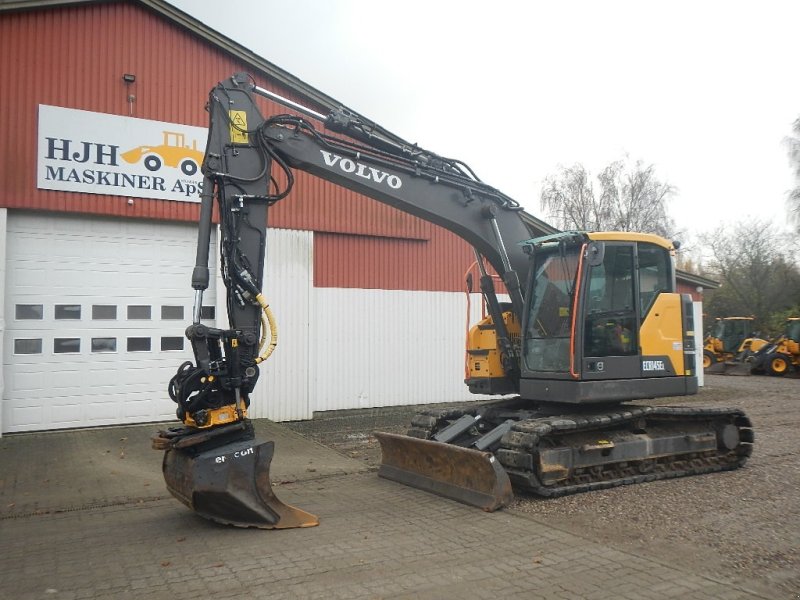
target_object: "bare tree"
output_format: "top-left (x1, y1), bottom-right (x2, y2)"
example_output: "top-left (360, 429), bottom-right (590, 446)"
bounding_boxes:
top-left (540, 158), bottom-right (677, 237)
top-left (702, 219), bottom-right (800, 328)
top-left (784, 117), bottom-right (800, 232)
top-left (597, 158), bottom-right (676, 237)
top-left (540, 164), bottom-right (608, 231)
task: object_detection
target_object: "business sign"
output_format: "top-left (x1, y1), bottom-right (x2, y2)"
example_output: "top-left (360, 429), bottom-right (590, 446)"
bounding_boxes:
top-left (37, 105), bottom-right (207, 202)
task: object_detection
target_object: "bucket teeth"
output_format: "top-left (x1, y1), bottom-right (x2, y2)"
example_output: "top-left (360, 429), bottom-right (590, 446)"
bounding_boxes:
top-left (374, 431), bottom-right (513, 512)
top-left (162, 439), bottom-right (318, 529)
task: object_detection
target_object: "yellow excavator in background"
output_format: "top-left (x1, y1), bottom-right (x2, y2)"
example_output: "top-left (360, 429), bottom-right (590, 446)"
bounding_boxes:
top-left (703, 316), bottom-right (768, 374)
top-left (152, 74), bottom-right (753, 528)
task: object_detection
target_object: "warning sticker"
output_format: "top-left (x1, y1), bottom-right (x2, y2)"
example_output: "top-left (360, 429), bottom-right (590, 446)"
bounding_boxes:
top-left (229, 110), bottom-right (249, 143)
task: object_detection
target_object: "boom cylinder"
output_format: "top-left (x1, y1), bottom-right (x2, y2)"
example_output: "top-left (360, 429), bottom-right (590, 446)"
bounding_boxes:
top-left (191, 175), bottom-right (215, 292)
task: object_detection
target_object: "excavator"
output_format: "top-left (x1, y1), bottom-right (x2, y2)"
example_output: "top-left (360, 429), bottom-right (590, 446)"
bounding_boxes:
top-left (152, 73), bottom-right (753, 528)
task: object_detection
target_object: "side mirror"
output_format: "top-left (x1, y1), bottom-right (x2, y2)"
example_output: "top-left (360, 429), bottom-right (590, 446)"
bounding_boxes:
top-left (585, 241), bottom-right (605, 267)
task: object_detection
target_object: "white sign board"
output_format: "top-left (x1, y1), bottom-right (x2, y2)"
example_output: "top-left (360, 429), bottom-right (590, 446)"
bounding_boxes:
top-left (37, 105), bottom-right (207, 202)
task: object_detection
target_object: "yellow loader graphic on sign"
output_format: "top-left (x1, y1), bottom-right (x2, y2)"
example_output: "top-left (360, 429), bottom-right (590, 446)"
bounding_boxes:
top-left (121, 131), bottom-right (205, 176)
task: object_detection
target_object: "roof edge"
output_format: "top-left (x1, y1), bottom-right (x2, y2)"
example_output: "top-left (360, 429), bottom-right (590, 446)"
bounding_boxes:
top-left (135, 0), bottom-right (345, 112)
top-left (0, 0), bottom-right (346, 112)
top-left (675, 269), bottom-right (719, 289)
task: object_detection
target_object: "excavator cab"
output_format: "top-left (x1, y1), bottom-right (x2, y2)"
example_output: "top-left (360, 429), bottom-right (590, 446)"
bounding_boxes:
top-left (378, 232), bottom-right (721, 509)
top-left (520, 232), bottom-right (696, 402)
top-left (712, 318), bottom-right (753, 354)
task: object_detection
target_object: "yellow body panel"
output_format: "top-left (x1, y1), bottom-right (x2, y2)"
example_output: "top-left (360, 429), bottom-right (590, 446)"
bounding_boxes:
top-left (466, 311), bottom-right (520, 379)
top-left (639, 293), bottom-right (685, 375)
top-left (587, 231), bottom-right (674, 251)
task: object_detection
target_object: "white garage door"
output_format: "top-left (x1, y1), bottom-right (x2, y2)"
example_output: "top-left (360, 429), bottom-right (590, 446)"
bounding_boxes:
top-left (2, 212), bottom-right (216, 433)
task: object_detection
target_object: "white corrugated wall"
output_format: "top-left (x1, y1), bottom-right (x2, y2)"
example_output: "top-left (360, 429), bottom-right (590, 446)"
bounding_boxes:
top-left (310, 288), bottom-right (493, 413)
top-left (0, 210), bottom-right (6, 435)
top-left (216, 228), bottom-right (314, 421)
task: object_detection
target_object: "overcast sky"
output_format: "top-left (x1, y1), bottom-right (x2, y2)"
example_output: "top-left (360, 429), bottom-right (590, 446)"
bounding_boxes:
top-left (171, 0), bottom-right (800, 245)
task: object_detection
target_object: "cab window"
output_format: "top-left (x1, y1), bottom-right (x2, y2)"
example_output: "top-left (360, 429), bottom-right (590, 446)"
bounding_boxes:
top-left (584, 244), bottom-right (637, 357)
top-left (638, 243), bottom-right (670, 316)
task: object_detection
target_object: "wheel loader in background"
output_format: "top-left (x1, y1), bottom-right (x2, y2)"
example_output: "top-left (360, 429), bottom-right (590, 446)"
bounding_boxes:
top-left (747, 317), bottom-right (800, 376)
top-left (703, 316), bottom-right (767, 375)
top-left (152, 74), bottom-right (753, 528)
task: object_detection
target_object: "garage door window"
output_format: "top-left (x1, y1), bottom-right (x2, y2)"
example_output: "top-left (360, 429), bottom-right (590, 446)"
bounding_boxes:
top-left (14, 339), bottom-right (42, 354)
top-left (55, 305), bottom-right (81, 319)
top-left (127, 337), bottom-right (151, 352)
top-left (161, 337), bottom-right (184, 351)
top-left (16, 304), bottom-right (43, 320)
top-left (127, 305), bottom-right (152, 319)
top-left (54, 338), bottom-right (81, 353)
top-left (91, 337), bottom-right (117, 352)
top-left (161, 305), bottom-right (184, 320)
top-left (92, 305), bottom-right (117, 320)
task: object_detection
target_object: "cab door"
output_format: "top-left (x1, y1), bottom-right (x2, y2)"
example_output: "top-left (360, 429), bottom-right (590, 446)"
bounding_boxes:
top-left (581, 242), bottom-right (641, 379)
top-left (637, 241), bottom-right (685, 377)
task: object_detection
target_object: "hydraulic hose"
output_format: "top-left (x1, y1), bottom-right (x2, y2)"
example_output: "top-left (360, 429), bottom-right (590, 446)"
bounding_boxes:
top-left (254, 293), bottom-right (278, 365)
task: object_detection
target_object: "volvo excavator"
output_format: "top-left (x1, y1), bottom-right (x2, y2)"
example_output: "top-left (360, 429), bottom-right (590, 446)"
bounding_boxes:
top-left (152, 74), bottom-right (753, 528)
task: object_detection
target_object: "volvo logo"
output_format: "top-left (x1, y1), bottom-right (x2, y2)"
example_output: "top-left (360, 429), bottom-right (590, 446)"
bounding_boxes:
top-left (320, 150), bottom-right (402, 189)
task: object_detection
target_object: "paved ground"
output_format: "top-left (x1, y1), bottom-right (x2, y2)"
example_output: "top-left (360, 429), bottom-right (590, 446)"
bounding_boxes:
top-left (0, 380), bottom-right (793, 599)
top-left (284, 374), bottom-right (800, 599)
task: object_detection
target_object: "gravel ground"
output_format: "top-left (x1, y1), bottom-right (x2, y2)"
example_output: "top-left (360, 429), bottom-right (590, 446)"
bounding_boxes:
top-left (285, 374), bottom-right (799, 598)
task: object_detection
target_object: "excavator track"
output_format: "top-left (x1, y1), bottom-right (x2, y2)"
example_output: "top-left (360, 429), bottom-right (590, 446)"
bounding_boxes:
top-left (402, 401), bottom-right (753, 499)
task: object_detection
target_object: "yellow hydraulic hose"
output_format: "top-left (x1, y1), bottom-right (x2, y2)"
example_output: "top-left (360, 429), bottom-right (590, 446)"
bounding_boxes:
top-left (254, 293), bottom-right (277, 365)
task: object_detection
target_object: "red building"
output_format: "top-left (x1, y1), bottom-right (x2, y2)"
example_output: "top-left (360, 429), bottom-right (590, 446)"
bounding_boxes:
top-left (0, 0), bottom-right (709, 434)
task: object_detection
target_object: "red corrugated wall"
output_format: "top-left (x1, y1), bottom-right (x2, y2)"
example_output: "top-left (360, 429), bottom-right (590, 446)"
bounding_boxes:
top-left (314, 228), bottom-right (477, 291)
top-left (0, 2), bottom-right (464, 288)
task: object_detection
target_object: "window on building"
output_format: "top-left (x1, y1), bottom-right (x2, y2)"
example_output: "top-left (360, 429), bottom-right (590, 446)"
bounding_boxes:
top-left (55, 305), bottom-right (81, 320)
top-left (14, 339), bottom-right (42, 354)
top-left (161, 306), bottom-right (184, 320)
top-left (127, 305), bottom-right (152, 320)
top-left (161, 337), bottom-right (184, 351)
top-left (54, 338), bottom-right (81, 353)
top-left (127, 337), bottom-right (151, 352)
top-left (92, 305), bottom-right (117, 320)
top-left (91, 337), bottom-right (117, 352)
top-left (16, 304), bottom-right (44, 320)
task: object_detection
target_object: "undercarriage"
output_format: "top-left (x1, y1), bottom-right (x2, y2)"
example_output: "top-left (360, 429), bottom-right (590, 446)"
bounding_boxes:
top-left (376, 397), bottom-right (753, 507)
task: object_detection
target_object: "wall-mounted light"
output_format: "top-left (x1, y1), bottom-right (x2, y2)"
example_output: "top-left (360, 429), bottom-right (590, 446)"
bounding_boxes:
top-left (122, 74), bottom-right (137, 116)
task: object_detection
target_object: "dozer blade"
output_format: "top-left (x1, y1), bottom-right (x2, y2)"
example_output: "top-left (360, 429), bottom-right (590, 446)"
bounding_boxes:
top-left (163, 438), bottom-right (319, 529)
top-left (721, 361), bottom-right (754, 376)
top-left (704, 361), bottom-right (728, 374)
top-left (374, 432), bottom-right (513, 512)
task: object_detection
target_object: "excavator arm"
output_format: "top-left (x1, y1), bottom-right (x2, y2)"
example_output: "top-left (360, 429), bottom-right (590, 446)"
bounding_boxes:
top-left (153, 73), bottom-right (536, 526)
top-left (185, 73), bottom-right (536, 413)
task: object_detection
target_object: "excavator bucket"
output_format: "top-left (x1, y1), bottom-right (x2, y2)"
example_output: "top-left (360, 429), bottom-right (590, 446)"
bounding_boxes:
top-left (374, 432), bottom-right (513, 512)
top-left (162, 438), bottom-right (319, 529)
